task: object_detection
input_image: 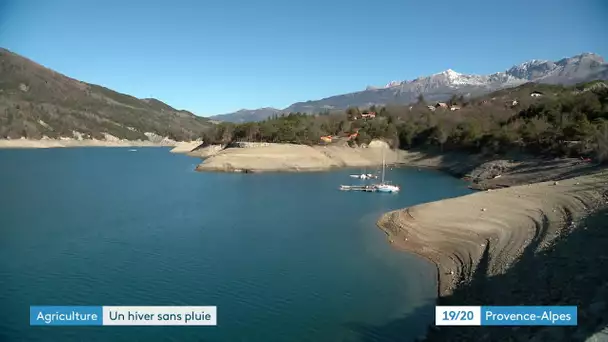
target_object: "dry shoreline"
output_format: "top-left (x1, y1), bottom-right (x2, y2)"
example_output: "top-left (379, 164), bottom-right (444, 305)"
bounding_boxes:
top-left (376, 168), bottom-right (608, 341)
top-left (191, 141), bottom-right (405, 173)
top-left (377, 173), bottom-right (608, 296)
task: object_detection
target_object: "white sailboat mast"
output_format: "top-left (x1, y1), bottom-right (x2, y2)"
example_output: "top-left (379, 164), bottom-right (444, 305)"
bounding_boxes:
top-left (381, 148), bottom-right (386, 183)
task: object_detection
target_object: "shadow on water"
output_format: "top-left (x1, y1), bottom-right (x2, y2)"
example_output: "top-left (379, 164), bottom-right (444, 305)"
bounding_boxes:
top-left (426, 207), bottom-right (608, 342)
top-left (344, 207), bottom-right (608, 342)
top-left (344, 301), bottom-right (436, 342)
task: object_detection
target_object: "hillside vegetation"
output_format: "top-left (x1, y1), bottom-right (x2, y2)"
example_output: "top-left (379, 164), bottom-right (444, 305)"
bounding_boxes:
top-left (202, 81), bottom-right (608, 162)
top-left (0, 48), bottom-right (212, 141)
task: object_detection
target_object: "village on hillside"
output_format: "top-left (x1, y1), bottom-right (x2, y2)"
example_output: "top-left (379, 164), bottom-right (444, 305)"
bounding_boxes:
top-left (317, 88), bottom-right (549, 146)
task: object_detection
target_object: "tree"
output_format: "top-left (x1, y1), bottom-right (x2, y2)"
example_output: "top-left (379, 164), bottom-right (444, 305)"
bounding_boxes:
top-left (385, 123), bottom-right (399, 148)
top-left (448, 94), bottom-right (458, 106)
top-left (346, 107), bottom-right (360, 120)
top-left (417, 94), bottom-right (425, 105)
top-left (355, 130), bottom-right (371, 145)
top-left (184, 80), bottom-right (607, 160)
top-left (397, 122), bottom-right (417, 149)
top-left (214, 123), bottom-right (235, 143)
top-left (378, 107), bottom-right (388, 117)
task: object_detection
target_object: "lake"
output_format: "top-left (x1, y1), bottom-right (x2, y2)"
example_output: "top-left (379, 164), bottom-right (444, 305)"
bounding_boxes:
top-left (0, 147), bottom-right (473, 342)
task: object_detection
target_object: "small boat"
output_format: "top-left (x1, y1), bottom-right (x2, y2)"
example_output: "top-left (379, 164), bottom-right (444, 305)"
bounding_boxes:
top-left (128, 149), bottom-right (137, 152)
top-left (375, 183), bottom-right (400, 193)
top-left (373, 149), bottom-right (400, 193)
top-left (349, 168), bottom-right (377, 180)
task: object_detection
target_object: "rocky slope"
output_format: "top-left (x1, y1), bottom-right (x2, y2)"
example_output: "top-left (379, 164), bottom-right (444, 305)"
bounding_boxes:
top-left (377, 171), bottom-right (608, 341)
top-left (0, 48), bottom-right (213, 142)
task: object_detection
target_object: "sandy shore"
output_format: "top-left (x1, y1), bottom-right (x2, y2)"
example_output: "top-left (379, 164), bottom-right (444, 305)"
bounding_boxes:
top-left (378, 173), bottom-right (608, 296)
top-left (377, 170), bottom-right (608, 341)
top-left (193, 142), bottom-right (406, 172)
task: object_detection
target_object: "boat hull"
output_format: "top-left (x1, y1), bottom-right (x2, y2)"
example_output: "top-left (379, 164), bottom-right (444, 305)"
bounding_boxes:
top-left (375, 185), bottom-right (400, 193)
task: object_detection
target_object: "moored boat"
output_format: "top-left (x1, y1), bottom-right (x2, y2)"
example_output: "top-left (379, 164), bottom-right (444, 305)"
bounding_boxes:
top-left (375, 183), bottom-right (400, 193)
top-left (373, 148), bottom-right (400, 193)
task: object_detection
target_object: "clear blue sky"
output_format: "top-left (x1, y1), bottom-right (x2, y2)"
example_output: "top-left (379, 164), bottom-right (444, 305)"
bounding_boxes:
top-left (1, 0), bottom-right (607, 116)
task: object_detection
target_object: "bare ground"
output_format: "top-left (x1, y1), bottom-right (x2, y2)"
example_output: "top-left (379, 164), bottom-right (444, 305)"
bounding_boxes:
top-left (193, 142), bottom-right (404, 172)
top-left (377, 170), bottom-right (608, 342)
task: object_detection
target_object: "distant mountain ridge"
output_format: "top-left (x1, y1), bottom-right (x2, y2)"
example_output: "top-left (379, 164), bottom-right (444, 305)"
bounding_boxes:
top-left (0, 48), bottom-right (212, 141)
top-left (210, 107), bottom-right (281, 123)
top-left (211, 52), bottom-right (608, 122)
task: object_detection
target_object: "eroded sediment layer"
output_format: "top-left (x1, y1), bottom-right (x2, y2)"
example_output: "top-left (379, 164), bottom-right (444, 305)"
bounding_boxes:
top-left (377, 172), bottom-right (608, 297)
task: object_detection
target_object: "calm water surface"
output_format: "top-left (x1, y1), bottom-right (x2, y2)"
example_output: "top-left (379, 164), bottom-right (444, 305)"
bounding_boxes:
top-left (0, 148), bottom-right (473, 342)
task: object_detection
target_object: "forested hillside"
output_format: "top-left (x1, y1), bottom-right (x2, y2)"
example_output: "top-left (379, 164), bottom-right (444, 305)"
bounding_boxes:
top-left (0, 48), bottom-right (213, 141)
top-left (203, 81), bottom-right (608, 161)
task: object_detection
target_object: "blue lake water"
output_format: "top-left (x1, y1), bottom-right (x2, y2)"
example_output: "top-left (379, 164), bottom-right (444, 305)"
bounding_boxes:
top-left (0, 147), bottom-right (473, 341)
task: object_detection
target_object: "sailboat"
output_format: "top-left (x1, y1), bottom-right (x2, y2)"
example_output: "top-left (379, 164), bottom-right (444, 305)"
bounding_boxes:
top-left (374, 149), bottom-right (400, 193)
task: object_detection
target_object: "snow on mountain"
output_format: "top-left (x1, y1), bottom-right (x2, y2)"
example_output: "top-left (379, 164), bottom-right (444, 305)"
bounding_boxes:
top-left (384, 80), bottom-right (402, 88)
top-left (364, 53), bottom-right (607, 92)
top-left (374, 69), bottom-right (524, 91)
top-left (505, 53), bottom-right (607, 84)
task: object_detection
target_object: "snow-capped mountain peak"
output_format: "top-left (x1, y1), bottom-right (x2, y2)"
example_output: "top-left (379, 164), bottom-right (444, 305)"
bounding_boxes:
top-left (429, 68), bottom-right (490, 86)
top-left (443, 68), bottom-right (460, 76)
top-left (384, 80), bottom-right (402, 88)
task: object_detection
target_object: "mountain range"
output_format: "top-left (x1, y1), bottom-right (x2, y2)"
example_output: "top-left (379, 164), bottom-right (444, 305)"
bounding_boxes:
top-left (0, 48), bottom-right (212, 141)
top-left (211, 52), bottom-right (608, 123)
top-left (210, 107), bottom-right (282, 123)
top-left (2, 47), bottom-right (607, 137)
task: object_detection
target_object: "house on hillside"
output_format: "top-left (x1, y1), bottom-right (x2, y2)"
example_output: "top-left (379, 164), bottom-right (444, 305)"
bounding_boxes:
top-left (361, 112), bottom-right (376, 119)
top-left (435, 102), bottom-right (448, 108)
top-left (450, 105), bottom-right (461, 111)
top-left (427, 105), bottom-right (436, 111)
top-left (320, 136), bottom-right (333, 143)
top-left (511, 100), bottom-right (519, 106)
top-left (530, 91), bottom-right (544, 97)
